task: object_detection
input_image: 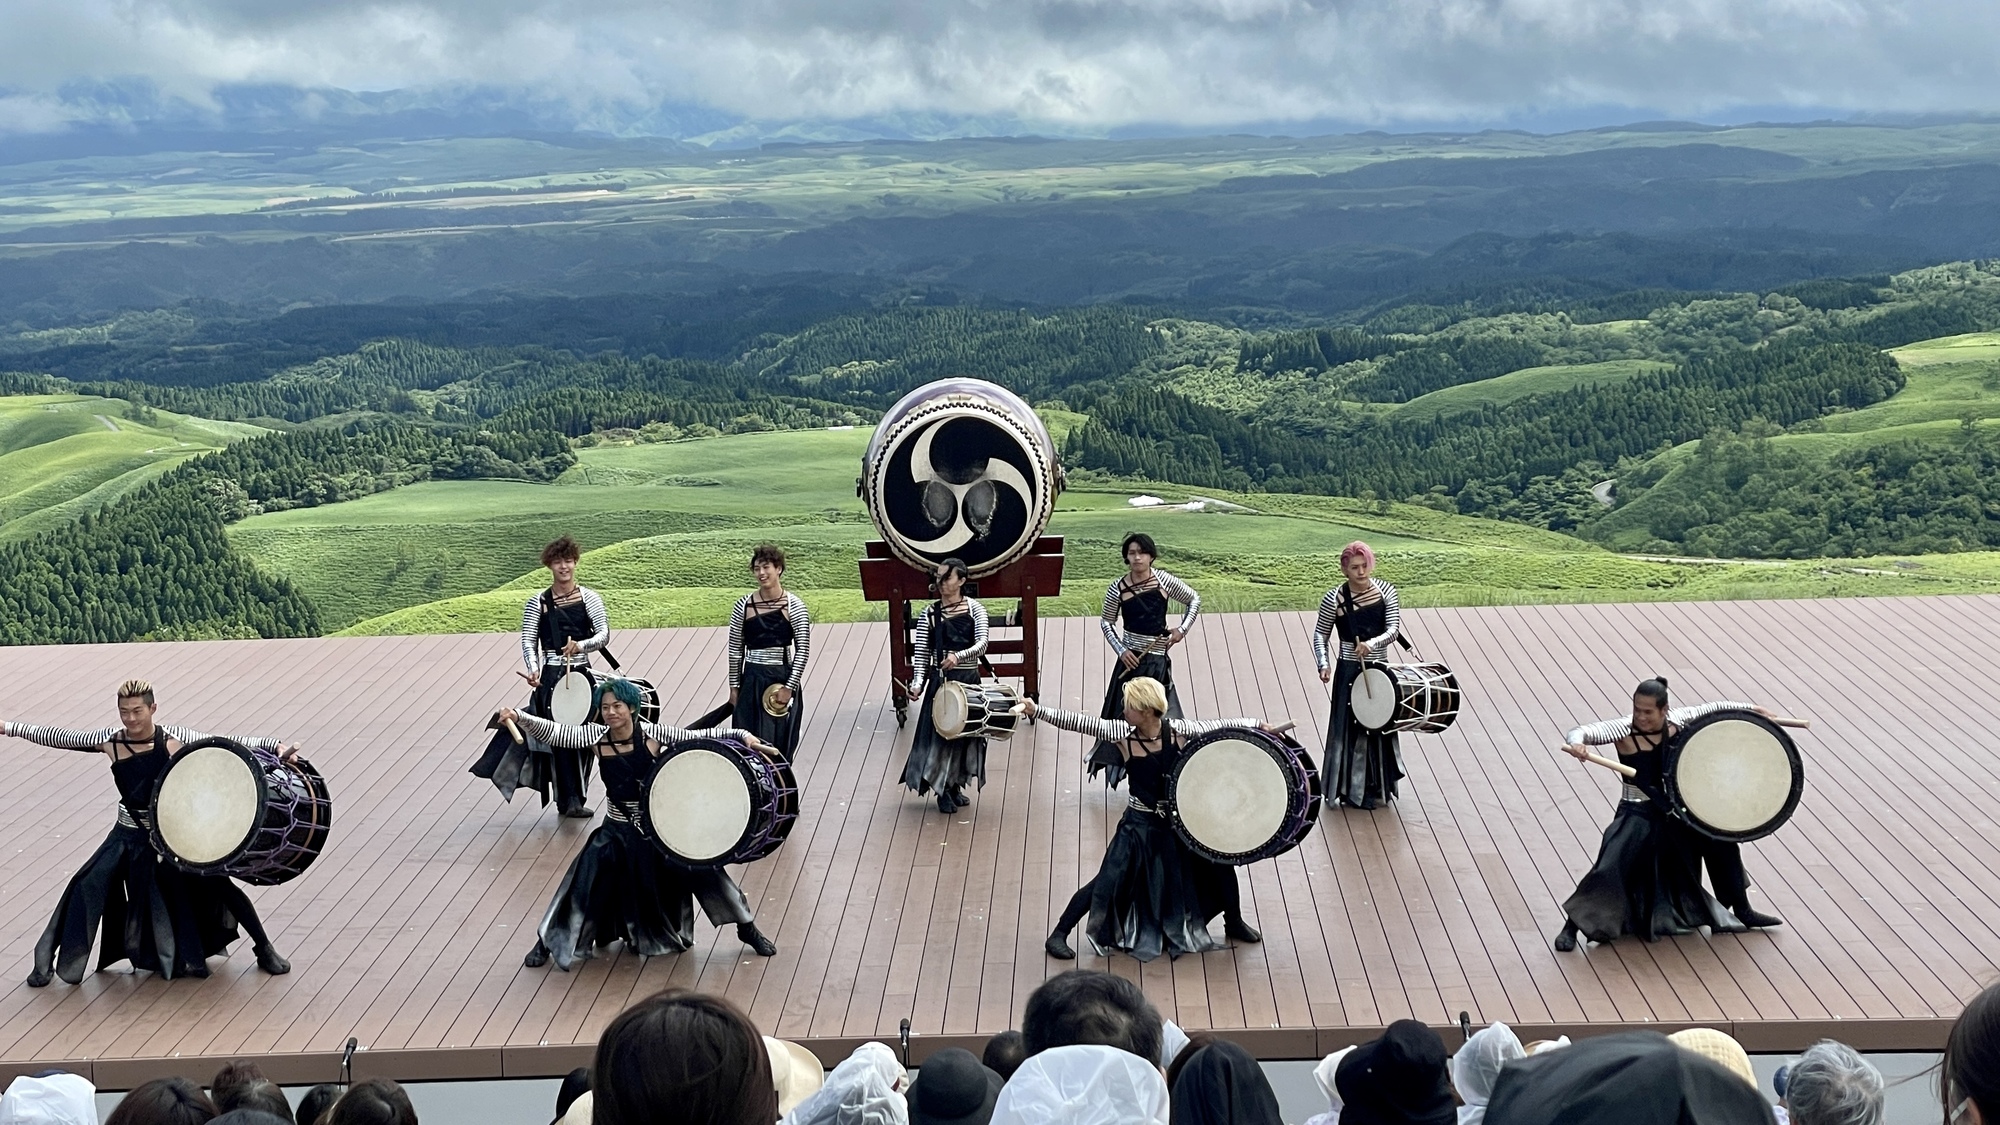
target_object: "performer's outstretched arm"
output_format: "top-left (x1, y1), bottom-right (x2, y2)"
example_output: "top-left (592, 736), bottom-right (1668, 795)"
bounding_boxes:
top-left (0, 721), bottom-right (118, 750)
top-left (506, 711), bottom-right (606, 749)
top-left (1033, 705), bottom-right (1134, 744)
top-left (639, 720), bottom-right (758, 746)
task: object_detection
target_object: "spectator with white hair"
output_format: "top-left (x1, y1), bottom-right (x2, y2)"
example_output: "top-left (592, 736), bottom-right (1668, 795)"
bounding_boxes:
top-left (990, 1045), bottom-right (1169, 1125)
top-left (1452, 1023), bottom-right (1525, 1125)
top-left (1781, 1041), bottom-right (1882, 1125)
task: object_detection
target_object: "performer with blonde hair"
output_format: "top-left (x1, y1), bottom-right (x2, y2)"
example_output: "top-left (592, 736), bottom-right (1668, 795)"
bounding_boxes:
top-left (1, 680), bottom-right (297, 986)
top-left (1024, 677), bottom-right (1271, 962)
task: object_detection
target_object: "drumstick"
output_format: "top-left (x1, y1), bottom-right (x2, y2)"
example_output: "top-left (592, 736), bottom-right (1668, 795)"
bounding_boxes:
top-left (504, 717), bottom-right (524, 745)
top-left (1577, 750), bottom-right (1638, 779)
top-left (1770, 715), bottom-right (1812, 730)
top-left (1267, 721), bottom-right (1297, 736)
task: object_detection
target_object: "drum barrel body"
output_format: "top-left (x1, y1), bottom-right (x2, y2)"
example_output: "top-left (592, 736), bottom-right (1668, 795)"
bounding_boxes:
top-left (150, 737), bottom-right (331, 886)
top-left (859, 378), bottom-right (1064, 579)
top-left (1166, 729), bottom-right (1321, 865)
top-left (1351, 662), bottom-right (1461, 735)
top-left (1663, 709), bottom-right (1805, 843)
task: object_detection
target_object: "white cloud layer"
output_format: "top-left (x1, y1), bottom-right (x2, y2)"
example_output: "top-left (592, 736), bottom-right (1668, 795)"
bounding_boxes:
top-left (5, 0), bottom-right (2000, 134)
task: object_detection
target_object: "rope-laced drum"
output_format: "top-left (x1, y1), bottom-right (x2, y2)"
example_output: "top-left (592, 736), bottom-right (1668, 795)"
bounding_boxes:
top-left (1662, 708), bottom-right (1805, 843)
top-left (859, 378), bottom-right (1065, 579)
top-left (1165, 728), bottom-right (1322, 865)
top-left (149, 737), bottom-right (332, 886)
top-left (1350, 662), bottom-right (1461, 734)
top-left (640, 737), bottom-right (800, 868)
top-left (548, 662), bottom-right (596, 725)
top-left (932, 680), bottom-right (1022, 741)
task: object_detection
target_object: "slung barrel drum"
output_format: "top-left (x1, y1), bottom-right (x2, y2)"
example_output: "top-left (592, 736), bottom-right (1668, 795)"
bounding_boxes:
top-left (860, 378), bottom-right (1064, 579)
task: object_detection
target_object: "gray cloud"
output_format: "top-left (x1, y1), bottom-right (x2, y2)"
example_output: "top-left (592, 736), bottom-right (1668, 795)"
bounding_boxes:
top-left (4, 0), bottom-right (2000, 136)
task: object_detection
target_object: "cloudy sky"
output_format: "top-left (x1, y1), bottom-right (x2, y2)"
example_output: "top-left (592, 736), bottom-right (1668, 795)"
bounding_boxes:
top-left (3, 0), bottom-right (1998, 138)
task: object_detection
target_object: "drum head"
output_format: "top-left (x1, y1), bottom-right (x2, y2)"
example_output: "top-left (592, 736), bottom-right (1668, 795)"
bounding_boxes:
top-left (1667, 711), bottom-right (1804, 842)
top-left (647, 748), bottom-right (754, 863)
top-left (155, 743), bottom-right (263, 865)
top-left (932, 682), bottom-right (970, 739)
top-left (550, 670), bottom-right (593, 725)
top-left (1171, 735), bottom-right (1288, 860)
top-left (1350, 667), bottom-right (1397, 730)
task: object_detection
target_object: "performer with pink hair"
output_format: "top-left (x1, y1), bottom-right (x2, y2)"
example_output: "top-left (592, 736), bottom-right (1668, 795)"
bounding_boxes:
top-left (1312, 541), bottom-right (1404, 808)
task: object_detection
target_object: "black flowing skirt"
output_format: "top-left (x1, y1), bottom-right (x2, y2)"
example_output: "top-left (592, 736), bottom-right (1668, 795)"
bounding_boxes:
top-left (733, 661), bottom-right (803, 761)
top-left (1327, 659), bottom-right (1403, 809)
top-left (1086, 808), bottom-right (1231, 962)
top-left (901, 670), bottom-right (987, 797)
top-left (1561, 801), bottom-right (1746, 944)
top-left (470, 676), bottom-right (593, 805)
top-left (36, 823), bottom-right (243, 983)
top-left (537, 818), bottom-right (755, 969)
top-left (1088, 651), bottom-right (1183, 788)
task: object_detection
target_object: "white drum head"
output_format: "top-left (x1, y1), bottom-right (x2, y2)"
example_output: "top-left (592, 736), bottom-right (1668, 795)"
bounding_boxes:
top-left (550, 671), bottom-right (593, 725)
top-left (1173, 737), bottom-right (1287, 856)
top-left (1350, 667), bottom-right (1397, 730)
top-left (155, 746), bottom-right (261, 865)
top-left (648, 749), bottom-right (753, 862)
top-left (933, 682), bottom-right (971, 739)
top-left (1675, 720), bottom-right (1793, 834)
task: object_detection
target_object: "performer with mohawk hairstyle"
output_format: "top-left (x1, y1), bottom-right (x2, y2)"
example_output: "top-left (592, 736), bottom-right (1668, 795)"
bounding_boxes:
top-left (0, 680), bottom-right (297, 986)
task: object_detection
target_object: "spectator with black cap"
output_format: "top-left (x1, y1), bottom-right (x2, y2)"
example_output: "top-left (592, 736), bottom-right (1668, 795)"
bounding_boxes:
top-left (1335, 1020), bottom-right (1456, 1125)
top-left (906, 1049), bottom-right (1002, 1125)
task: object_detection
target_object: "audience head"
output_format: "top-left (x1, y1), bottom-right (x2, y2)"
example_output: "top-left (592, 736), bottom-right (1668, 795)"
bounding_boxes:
top-left (554, 1096), bottom-right (589, 1125)
top-left (594, 990), bottom-right (774, 1125)
top-left (1163, 1035), bottom-right (1217, 1093)
top-left (1165, 1040), bottom-right (1282, 1125)
top-left (552, 1069), bottom-right (590, 1125)
top-left (293, 1088), bottom-right (340, 1125)
top-left (1021, 971), bottom-right (1164, 1066)
top-left (765, 1037), bottom-right (825, 1118)
top-left (980, 1032), bottom-right (1028, 1082)
top-left (208, 1065), bottom-right (292, 1125)
top-left (1484, 1031), bottom-right (1773, 1125)
top-left (325, 1081), bottom-right (415, 1125)
top-left (780, 1042), bottom-right (904, 1125)
top-left (210, 1113), bottom-right (290, 1125)
top-left (103, 1078), bottom-right (216, 1125)
top-left (1335, 1020), bottom-right (1455, 1125)
top-left (1668, 1029), bottom-right (1756, 1090)
top-left (1452, 1023), bottom-right (1525, 1124)
top-left (991, 1045), bottom-right (1168, 1125)
top-left (0, 1073), bottom-right (98, 1125)
top-left (1783, 1041), bottom-right (1882, 1125)
top-left (1945, 982), bottom-right (2000, 1125)
top-left (1311, 1047), bottom-right (1355, 1119)
top-left (905, 1048), bottom-right (1001, 1125)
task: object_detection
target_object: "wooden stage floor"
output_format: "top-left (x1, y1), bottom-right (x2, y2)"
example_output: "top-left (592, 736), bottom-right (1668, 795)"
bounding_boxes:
top-left (2, 596), bottom-right (1995, 1087)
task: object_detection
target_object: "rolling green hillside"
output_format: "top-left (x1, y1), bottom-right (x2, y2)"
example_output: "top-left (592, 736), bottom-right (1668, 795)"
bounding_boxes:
top-left (0, 395), bottom-right (265, 540)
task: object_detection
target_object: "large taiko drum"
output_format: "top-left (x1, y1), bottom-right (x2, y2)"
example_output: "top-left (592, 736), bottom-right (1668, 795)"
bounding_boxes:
top-left (932, 680), bottom-right (1023, 740)
top-left (1350, 662), bottom-right (1461, 734)
top-left (1663, 709), bottom-right (1804, 843)
top-left (1166, 728), bottom-right (1322, 865)
top-left (150, 737), bottom-right (332, 886)
top-left (641, 738), bottom-right (800, 868)
top-left (859, 378), bottom-right (1064, 578)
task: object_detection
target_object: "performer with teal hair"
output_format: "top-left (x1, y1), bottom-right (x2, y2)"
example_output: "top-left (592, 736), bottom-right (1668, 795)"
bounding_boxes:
top-left (500, 677), bottom-right (784, 964)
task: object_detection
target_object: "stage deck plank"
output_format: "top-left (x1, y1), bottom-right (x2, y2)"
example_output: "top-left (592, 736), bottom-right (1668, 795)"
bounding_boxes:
top-left (2, 595), bottom-right (1996, 1085)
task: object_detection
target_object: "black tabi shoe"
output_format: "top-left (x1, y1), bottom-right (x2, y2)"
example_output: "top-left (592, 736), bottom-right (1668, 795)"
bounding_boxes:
top-left (950, 786), bottom-right (971, 809)
top-left (255, 945), bottom-right (291, 975)
top-left (1224, 916), bottom-right (1262, 944)
top-left (1553, 922), bottom-right (1579, 952)
top-left (738, 924), bottom-right (778, 957)
top-left (1733, 904), bottom-right (1784, 929)
top-left (937, 790), bottom-right (957, 814)
top-left (523, 942), bottom-right (550, 968)
top-left (560, 805), bottom-right (594, 819)
top-left (25, 966), bottom-right (52, 988)
top-left (1045, 931), bottom-right (1077, 960)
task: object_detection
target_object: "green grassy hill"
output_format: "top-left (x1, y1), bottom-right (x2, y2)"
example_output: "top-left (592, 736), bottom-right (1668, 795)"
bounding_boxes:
top-left (215, 425), bottom-right (2000, 638)
top-left (1392, 359), bottom-right (1673, 421)
top-left (0, 395), bottom-right (265, 540)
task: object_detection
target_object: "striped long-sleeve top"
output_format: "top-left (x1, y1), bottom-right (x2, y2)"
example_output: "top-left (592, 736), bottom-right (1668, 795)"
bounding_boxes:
top-left (908, 598), bottom-right (989, 699)
top-left (1, 721), bottom-right (281, 753)
top-left (1564, 701), bottom-right (1757, 748)
top-left (508, 712), bottom-right (753, 751)
top-left (1032, 706), bottom-right (1257, 747)
top-left (1312, 578), bottom-right (1401, 671)
top-left (519, 585), bottom-right (610, 674)
top-left (1099, 569), bottom-right (1201, 655)
top-left (726, 592), bottom-right (812, 691)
